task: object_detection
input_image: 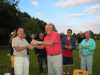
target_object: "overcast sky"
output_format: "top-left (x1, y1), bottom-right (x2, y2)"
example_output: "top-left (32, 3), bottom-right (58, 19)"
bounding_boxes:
top-left (18, 0), bottom-right (100, 33)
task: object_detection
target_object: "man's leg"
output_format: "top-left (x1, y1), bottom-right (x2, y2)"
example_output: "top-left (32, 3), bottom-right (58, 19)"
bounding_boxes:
top-left (38, 55), bottom-right (43, 73)
top-left (43, 56), bottom-right (48, 72)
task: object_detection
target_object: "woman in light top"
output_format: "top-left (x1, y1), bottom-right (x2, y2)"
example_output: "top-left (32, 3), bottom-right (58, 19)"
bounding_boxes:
top-left (12, 27), bottom-right (33, 75)
top-left (79, 31), bottom-right (96, 75)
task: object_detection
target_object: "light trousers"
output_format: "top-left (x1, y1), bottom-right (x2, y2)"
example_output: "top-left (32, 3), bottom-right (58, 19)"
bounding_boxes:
top-left (14, 56), bottom-right (29, 75)
top-left (47, 54), bottom-right (63, 75)
top-left (80, 55), bottom-right (93, 75)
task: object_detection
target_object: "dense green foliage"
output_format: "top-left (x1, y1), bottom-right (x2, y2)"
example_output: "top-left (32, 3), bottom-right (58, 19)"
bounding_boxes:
top-left (0, 0), bottom-right (46, 45)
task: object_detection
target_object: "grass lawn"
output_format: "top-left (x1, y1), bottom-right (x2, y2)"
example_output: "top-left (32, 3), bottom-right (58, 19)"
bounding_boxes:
top-left (0, 40), bottom-right (100, 75)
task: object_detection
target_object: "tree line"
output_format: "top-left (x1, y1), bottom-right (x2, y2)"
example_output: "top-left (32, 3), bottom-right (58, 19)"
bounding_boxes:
top-left (0, 0), bottom-right (46, 45)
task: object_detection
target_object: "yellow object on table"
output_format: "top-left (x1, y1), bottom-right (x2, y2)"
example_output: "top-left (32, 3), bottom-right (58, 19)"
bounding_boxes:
top-left (73, 69), bottom-right (88, 75)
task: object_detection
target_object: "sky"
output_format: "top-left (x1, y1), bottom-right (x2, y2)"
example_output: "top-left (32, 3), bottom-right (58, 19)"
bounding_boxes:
top-left (18, 0), bottom-right (100, 34)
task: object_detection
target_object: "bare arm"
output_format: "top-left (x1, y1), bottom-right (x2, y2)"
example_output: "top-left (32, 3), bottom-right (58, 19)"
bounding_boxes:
top-left (13, 46), bottom-right (27, 52)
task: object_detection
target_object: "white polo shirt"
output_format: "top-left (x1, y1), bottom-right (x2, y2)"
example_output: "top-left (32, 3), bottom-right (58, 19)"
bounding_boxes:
top-left (12, 36), bottom-right (29, 56)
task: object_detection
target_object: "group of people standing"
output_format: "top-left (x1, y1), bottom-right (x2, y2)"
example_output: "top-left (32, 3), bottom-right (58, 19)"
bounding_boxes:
top-left (9, 23), bottom-right (96, 75)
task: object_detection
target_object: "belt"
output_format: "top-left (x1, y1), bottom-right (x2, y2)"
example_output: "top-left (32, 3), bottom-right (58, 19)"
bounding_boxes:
top-left (49, 53), bottom-right (61, 56)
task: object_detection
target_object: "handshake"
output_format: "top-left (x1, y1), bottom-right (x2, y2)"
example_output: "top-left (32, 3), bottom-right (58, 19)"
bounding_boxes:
top-left (28, 39), bottom-right (54, 49)
top-left (31, 39), bottom-right (43, 46)
top-left (16, 39), bottom-right (54, 50)
top-left (12, 40), bottom-right (44, 51)
top-left (27, 40), bottom-right (43, 49)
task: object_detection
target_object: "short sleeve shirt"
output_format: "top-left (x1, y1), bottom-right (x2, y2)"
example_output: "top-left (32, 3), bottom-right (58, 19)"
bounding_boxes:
top-left (44, 31), bottom-right (62, 55)
top-left (12, 36), bottom-right (29, 56)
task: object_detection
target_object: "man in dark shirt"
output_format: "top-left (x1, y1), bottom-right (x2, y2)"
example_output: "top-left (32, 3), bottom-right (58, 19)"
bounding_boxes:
top-left (34, 33), bottom-right (47, 73)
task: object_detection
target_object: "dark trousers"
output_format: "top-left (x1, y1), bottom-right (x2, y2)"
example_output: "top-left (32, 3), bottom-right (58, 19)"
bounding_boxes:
top-left (38, 55), bottom-right (47, 73)
top-left (63, 57), bottom-right (73, 75)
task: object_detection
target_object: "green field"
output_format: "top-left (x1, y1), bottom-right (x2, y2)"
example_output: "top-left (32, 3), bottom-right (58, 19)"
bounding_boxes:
top-left (0, 40), bottom-right (100, 75)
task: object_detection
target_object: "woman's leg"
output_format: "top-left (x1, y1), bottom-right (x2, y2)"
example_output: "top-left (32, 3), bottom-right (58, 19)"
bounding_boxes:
top-left (52, 54), bottom-right (63, 75)
top-left (47, 56), bottom-right (55, 75)
top-left (14, 56), bottom-right (24, 75)
top-left (80, 55), bottom-right (87, 70)
top-left (86, 55), bottom-right (93, 75)
top-left (23, 56), bottom-right (29, 75)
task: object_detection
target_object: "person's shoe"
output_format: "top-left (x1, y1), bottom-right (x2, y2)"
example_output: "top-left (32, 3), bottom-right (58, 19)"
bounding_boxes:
top-left (63, 72), bottom-right (66, 75)
top-left (39, 68), bottom-right (43, 73)
top-left (10, 68), bottom-right (15, 75)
